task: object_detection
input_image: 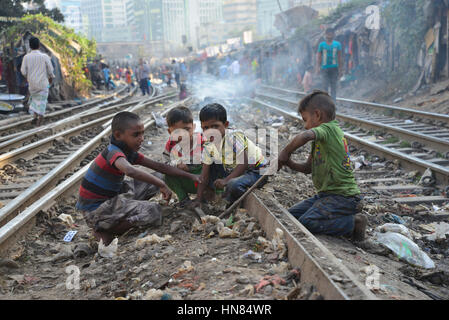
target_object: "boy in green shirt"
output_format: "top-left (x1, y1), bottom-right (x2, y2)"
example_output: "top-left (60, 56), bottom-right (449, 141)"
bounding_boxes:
top-left (278, 90), bottom-right (367, 241)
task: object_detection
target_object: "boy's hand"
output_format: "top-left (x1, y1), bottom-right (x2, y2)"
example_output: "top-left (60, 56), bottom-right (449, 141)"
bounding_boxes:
top-left (160, 186), bottom-right (172, 203)
top-left (190, 174), bottom-right (202, 185)
top-left (177, 162), bottom-right (189, 172)
top-left (277, 151), bottom-right (290, 170)
top-left (214, 179), bottom-right (227, 189)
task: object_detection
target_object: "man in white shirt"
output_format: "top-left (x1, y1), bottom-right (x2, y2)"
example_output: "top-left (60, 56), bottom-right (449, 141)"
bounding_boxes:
top-left (21, 37), bottom-right (55, 126)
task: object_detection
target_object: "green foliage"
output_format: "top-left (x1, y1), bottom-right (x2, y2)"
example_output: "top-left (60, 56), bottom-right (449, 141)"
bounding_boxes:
top-left (3, 14), bottom-right (96, 95)
top-left (321, 0), bottom-right (377, 24)
top-left (0, 0), bottom-right (64, 29)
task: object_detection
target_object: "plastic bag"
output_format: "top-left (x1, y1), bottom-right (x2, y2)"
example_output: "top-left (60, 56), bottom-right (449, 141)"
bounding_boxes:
top-left (375, 223), bottom-right (412, 239)
top-left (98, 238), bottom-right (118, 258)
top-left (374, 232), bottom-right (435, 269)
top-left (425, 222), bottom-right (449, 241)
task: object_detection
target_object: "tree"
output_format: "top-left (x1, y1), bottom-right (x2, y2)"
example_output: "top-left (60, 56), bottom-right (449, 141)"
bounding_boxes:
top-left (0, 0), bottom-right (64, 29)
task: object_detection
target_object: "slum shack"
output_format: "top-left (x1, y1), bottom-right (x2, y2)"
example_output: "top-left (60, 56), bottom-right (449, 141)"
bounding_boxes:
top-left (0, 14), bottom-right (96, 106)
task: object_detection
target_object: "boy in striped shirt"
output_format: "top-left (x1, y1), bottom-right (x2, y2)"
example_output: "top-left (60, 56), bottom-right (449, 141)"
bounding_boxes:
top-left (76, 111), bottom-right (201, 245)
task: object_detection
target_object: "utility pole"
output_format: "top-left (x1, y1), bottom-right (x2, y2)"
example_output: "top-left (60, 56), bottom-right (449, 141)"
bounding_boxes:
top-left (276, 0), bottom-right (283, 12)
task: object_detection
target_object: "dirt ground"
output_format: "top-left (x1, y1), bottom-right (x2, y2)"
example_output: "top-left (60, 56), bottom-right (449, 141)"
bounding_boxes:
top-left (0, 98), bottom-right (448, 300)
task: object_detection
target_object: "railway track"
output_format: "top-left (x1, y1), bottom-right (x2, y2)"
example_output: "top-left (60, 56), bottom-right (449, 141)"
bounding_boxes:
top-left (0, 91), bottom-right (445, 301)
top-left (254, 86), bottom-right (449, 197)
top-left (0, 92), bottom-right (179, 236)
top-left (0, 85), bottom-right (131, 139)
top-left (0, 88), bottom-right (176, 155)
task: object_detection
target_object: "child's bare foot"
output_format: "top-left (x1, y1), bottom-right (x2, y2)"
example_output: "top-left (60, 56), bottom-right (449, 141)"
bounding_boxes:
top-left (352, 214), bottom-right (367, 242)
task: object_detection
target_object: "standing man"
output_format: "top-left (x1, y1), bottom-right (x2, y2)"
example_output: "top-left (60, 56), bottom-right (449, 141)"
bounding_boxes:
top-left (172, 59), bottom-right (181, 88)
top-left (316, 28), bottom-right (342, 101)
top-left (138, 58), bottom-right (150, 96)
top-left (21, 37), bottom-right (55, 126)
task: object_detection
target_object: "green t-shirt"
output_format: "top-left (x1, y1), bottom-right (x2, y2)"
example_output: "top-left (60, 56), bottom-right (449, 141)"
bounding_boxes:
top-left (310, 120), bottom-right (360, 196)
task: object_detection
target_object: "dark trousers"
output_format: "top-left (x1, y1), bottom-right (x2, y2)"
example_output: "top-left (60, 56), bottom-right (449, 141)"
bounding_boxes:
top-left (321, 67), bottom-right (339, 101)
top-left (139, 78), bottom-right (150, 95)
top-left (289, 193), bottom-right (362, 237)
top-left (209, 164), bottom-right (266, 203)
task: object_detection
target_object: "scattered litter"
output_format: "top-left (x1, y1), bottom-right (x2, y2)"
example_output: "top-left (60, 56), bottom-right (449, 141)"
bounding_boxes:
top-left (350, 155), bottom-right (369, 170)
top-left (419, 168), bottom-right (435, 186)
top-left (255, 275), bottom-right (286, 292)
top-left (404, 119), bottom-right (414, 124)
top-left (135, 234), bottom-right (172, 248)
top-left (98, 238), bottom-right (118, 258)
top-left (63, 230), bottom-right (78, 242)
top-left (271, 228), bottom-right (287, 259)
top-left (239, 284), bottom-right (254, 297)
top-left (178, 261), bottom-right (194, 273)
top-left (242, 250), bottom-right (262, 262)
top-left (201, 215), bottom-right (220, 224)
top-left (383, 213), bottom-right (406, 225)
top-left (143, 289), bottom-right (164, 300)
top-left (374, 232), bottom-right (435, 269)
top-left (152, 112), bottom-right (165, 127)
top-left (376, 223), bottom-right (412, 239)
top-left (218, 226), bottom-right (240, 238)
top-left (423, 222), bottom-right (449, 241)
top-left (58, 213), bottom-right (75, 225)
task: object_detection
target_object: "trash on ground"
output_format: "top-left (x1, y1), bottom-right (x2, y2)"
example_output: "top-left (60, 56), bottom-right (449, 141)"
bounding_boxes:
top-left (98, 238), bottom-right (118, 258)
top-left (58, 213), bottom-right (75, 226)
top-left (374, 232), bottom-right (435, 269)
top-left (423, 222), bottom-right (449, 241)
top-left (376, 223), bottom-right (412, 239)
top-left (63, 230), bottom-right (78, 242)
top-left (135, 234), bottom-right (172, 248)
top-left (242, 250), bottom-right (262, 262)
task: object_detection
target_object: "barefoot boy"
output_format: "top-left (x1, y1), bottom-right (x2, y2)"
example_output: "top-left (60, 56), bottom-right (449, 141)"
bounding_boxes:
top-left (76, 111), bottom-right (201, 245)
top-left (278, 90), bottom-right (366, 241)
top-left (193, 103), bottom-right (267, 208)
top-left (163, 106), bottom-right (205, 207)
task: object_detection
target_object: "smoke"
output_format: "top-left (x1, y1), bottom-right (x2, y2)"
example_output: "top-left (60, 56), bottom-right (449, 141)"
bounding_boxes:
top-left (189, 73), bottom-right (257, 108)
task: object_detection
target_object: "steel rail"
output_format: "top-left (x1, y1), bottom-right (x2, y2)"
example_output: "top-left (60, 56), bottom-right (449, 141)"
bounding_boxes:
top-left (0, 98), bottom-right (191, 255)
top-left (255, 92), bottom-right (449, 155)
top-left (251, 98), bottom-right (449, 185)
top-left (0, 85), bottom-right (130, 137)
top-left (259, 84), bottom-right (449, 126)
top-left (0, 94), bottom-right (178, 227)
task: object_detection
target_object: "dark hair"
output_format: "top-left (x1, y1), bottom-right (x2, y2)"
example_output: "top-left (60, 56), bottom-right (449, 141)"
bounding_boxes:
top-left (29, 37), bottom-right (40, 50)
top-left (111, 111), bottom-right (141, 132)
top-left (298, 90), bottom-right (336, 120)
top-left (166, 106), bottom-right (193, 126)
top-left (325, 28), bottom-right (335, 35)
top-left (199, 103), bottom-right (227, 123)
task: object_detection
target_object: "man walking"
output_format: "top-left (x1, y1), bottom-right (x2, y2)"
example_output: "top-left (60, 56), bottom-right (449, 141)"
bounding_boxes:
top-left (137, 58), bottom-right (150, 95)
top-left (316, 28), bottom-right (342, 101)
top-left (21, 37), bottom-right (55, 126)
